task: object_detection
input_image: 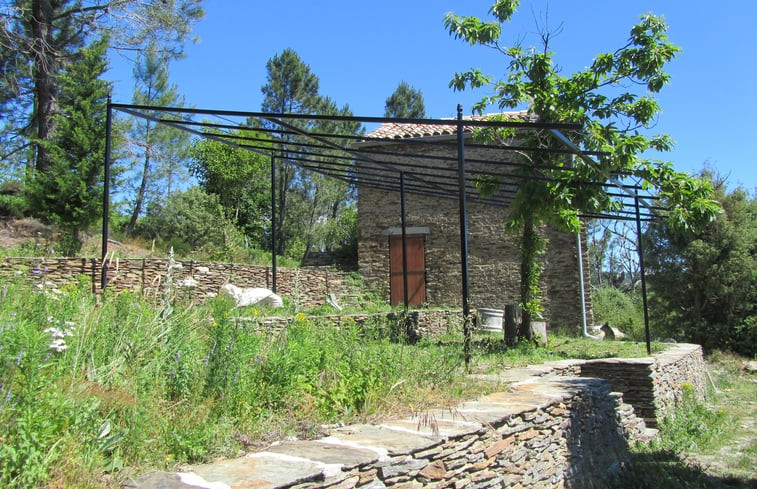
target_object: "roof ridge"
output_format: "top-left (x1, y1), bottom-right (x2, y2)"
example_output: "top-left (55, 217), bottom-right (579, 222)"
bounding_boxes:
top-left (365, 111), bottom-right (530, 140)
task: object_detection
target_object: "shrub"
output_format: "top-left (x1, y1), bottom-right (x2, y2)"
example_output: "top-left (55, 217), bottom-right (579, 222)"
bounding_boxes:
top-left (0, 179), bottom-right (28, 218)
top-left (134, 187), bottom-right (232, 253)
top-left (592, 286), bottom-right (644, 340)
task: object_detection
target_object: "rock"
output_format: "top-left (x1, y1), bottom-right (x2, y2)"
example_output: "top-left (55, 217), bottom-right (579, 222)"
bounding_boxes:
top-left (600, 323), bottom-right (627, 341)
top-left (220, 284), bottom-right (284, 308)
top-left (531, 321), bottom-right (548, 346)
top-left (744, 361), bottom-right (757, 374)
top-left (180, 277), bottom-right (198, 288)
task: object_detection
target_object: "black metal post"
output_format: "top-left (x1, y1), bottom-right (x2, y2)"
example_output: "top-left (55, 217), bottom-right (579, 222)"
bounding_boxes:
top-left (400, 172), bottom-right (409, 309)
top-left (101, 98), bottom-right (113, 290)
top-left (456, 105), bottom-right (472, 368)
top-left (635, 192), bottom-right (651, 355)
top-left (271, 155), bottom-right (277, 293)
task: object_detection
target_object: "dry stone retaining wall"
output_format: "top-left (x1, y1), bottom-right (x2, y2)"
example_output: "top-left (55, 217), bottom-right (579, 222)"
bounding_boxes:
top-left (574, 343), bottom-right (706, 428)
top-left (0, 257), bottom-right (361, 309)
top-left (128, 344), bottom-right (705, 489)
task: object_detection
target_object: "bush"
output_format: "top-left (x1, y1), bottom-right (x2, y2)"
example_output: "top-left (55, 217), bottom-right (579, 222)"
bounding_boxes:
top-left (592, 286), bottom-right (645, 340)
top-left (0, 179), bottom-right (28, 218)
top-left (134, 187), bottom-right (232, 253)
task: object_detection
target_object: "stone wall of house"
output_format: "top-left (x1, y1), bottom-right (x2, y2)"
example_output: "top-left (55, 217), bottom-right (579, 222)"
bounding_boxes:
top-left (358, 184), bottom-right (594, 333)
top-left (131, 343), bottom-right (708, 489)
top-left (0, 257), bottom-right (362, 309)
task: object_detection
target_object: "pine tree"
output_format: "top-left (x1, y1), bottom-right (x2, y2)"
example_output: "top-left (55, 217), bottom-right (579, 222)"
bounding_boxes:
top-left (0, 0), bottom-right (203, 174)
top-left (260, 49), bottom-right (320, 256)
top-left (125, 43), bottom-right (190, 235)
top-left (384, 81), bottom-right (426, 118)
top-left (645, 172), bottom-right (757, 355)
top-left (26, 36), bottom-right (111, 254)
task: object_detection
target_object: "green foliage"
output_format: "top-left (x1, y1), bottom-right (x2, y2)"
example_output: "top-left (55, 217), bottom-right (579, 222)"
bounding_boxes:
top-left (0, 281), bottom-right (472, 486)
top-left (644, 173), bottom-right (757, 356)
top-left (610, 353), bottom-right (757, 487)
top-left (470, 332), bottom-right (662, 372)
top-left (123, 42), bottom-right (192, 235)
top-left (444, 3), bottom-right (721, 336)
top-left (260, 49), bottom-right (361, 261)
top-left (136, 186), bottom-right (233, 255)
top-left (189, 131), bottom-right (271, 246)
top-left (384, 81), bottom-right (426, 118)
top-left (592, 286), bottom-right (645, 340)
top-left (0, 0), bottom-right (203, 173)
top-left (518, 217), bottom-right (546, 327)
top-left (25, 36), bottom-right (110, 255)
top-left (656, 385), bottom-right (728, 454)
top-left (0, 179), bottom-right (28, 218)
top-left (295, 96), bottom-right (362, 262)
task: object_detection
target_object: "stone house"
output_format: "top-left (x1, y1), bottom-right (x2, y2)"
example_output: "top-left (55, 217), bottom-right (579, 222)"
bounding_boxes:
top-left (355, 113), bottom-right (593, 333)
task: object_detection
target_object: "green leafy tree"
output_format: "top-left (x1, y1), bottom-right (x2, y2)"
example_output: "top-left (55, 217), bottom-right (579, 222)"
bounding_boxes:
top-left (189, 131), bottom-right (271, 247)
top-left (644, 172), bottom-right (756, 355)
top-left (138, 186), bottom-right (231, 254)
top-left (26, 36), bottom-right (110, 254)
top-left (384, 81), bottom-right (426, 118)
top-left (0, 0), bottom-right (203, 174)
top-left (296, 96), bottom-right (363, 262)
top-left (444, 1), bottom-right (720, 337)
top-left (124, 42), bottom-right (191, 235)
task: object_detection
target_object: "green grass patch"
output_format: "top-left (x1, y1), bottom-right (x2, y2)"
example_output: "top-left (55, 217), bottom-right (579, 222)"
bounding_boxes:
top-left (0, 279), bottom-right (698, 488)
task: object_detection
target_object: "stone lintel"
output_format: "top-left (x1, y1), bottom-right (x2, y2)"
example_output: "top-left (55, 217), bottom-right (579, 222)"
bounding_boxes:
top-left (380, 227), bottom-right (430, 236)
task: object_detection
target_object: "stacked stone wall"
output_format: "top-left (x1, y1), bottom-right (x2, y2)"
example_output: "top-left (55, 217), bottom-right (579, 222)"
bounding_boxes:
top-left (576, 343), bottom-right (705, 427)
top-left (0, 257), bottom-right (361, 309)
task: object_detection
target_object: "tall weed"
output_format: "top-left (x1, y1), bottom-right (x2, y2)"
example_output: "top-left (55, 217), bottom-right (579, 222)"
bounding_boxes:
top-left (0, 281), bottom-right (472, 487)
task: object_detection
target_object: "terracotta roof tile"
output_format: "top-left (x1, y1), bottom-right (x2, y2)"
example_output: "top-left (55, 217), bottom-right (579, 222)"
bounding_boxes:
top-left (365, 111), bottom-right (529, 140)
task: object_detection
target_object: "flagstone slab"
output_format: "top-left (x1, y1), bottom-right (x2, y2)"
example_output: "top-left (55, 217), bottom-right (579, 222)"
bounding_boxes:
top-left (381, 416), bottom-right (482, 438)
top-left (266, 440), bottom-right (379, 469)
top-left (325, 424), bottom-right (440, 455)
top-left (190, 452), bottom-right (327, 489)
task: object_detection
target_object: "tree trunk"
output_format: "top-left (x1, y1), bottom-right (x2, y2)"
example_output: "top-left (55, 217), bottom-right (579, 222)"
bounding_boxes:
top-left (519, 215), bottom-right (537, 341)
top-left (31, 0), bottom-right (57, 173)
top-left (325, 199), bottom-right (341, 253)
top-left (276, 159), bottom-right (291, 256)
top-left (301, 185), bottom-right (321, 263)
top-left (126, 124), bottom-right (152, 235)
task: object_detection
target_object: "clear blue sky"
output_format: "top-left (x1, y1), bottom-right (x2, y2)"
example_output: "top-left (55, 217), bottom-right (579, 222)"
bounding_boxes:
top-left (107, 0), bottom-right (756, 192)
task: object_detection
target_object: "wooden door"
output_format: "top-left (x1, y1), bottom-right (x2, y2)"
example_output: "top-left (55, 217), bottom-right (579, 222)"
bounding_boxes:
top-left (389, 234), bottom-right (426, 306)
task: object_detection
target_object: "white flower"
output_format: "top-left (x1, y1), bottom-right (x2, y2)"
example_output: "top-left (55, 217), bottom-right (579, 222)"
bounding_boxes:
top-left (44, 327), bottom-right (64, 339)
top-left (49, 338), bottom-right (67, 352)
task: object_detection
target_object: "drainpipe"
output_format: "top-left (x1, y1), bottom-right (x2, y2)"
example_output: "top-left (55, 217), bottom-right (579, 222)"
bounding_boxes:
top-left (577, 232), bottom-right (600, 339)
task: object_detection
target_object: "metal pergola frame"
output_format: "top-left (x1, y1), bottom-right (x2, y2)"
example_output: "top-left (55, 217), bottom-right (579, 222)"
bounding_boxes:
top-left (103, 101), bottom-right (663, 358)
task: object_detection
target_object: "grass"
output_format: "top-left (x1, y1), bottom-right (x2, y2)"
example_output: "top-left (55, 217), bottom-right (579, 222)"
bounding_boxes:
top-left (466, 332), bottom-right (664, 373)
top-left (1, 277), bottom-right (751, 488)
top-left (0, 279), bottom-right (481, 488)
